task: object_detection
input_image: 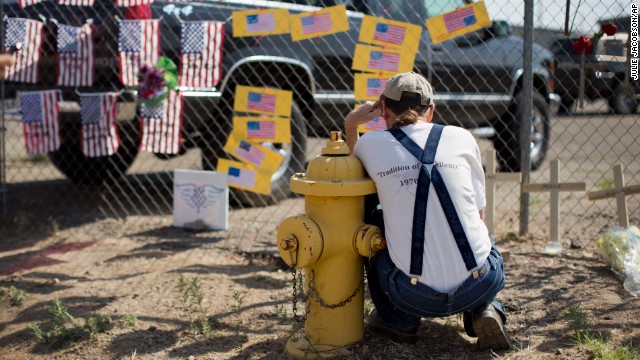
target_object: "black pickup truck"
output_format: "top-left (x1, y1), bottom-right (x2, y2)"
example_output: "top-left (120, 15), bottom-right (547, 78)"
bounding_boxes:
top-left (2, 0), bottom-right (558, 205)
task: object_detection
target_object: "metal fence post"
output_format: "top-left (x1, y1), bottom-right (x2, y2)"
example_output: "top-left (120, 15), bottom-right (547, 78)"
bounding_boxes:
top-left (519, 0), bottom-right (534, 235)
top-left (1, 3), bottom-right (6, 219)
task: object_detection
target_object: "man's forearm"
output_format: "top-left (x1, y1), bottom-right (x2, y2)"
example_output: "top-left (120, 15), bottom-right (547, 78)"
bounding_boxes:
top-left (345, 116), bottom-right (360, 154)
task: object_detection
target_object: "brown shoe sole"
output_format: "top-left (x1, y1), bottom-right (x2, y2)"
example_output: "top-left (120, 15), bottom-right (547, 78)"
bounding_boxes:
top-left (472, 309), bottom-right (512, 351)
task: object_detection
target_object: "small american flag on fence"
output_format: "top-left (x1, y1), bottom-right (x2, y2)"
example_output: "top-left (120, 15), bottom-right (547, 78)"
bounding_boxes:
top-left (301, 13), bottom-right (332, 35)
top-left (373, 23), bottom-right (405, 45)
top-left (246, 13), bottom-right (275, 33)
top-left (366, 78), bottom-right (387, 98)
top-left (58, 0), bottom-right (96, 5)
top-left (246, 121), bottom-right (275, 140)
top-left (179, 21), bottom-right (224, 89)
top-left (20, 90), bottom-right (61, 154)
top-left (228, 167), bottom-right (256, 189)
top-left (139, 91), bottom-right (183, 154)
top-left (116, 0), bottom-right (155, 7)
top-left (443, 7), bottom-right (476, 33)
top-left (247, 92), bottom-right (277, 113)
top-left (236, 140), bottom-right (266, 167)
top-left (57, 23), bottom-right (94, 87)
top-left (79, 93), bottom-right (120, 157)
top-left (368, 50), bottom-right (399, 72)
top-left (118, 19), bottom-right (160, 87)
top-left (364, 116), bottom-right (387, 131)
top-left (17, 0), bottom-right (44, 8)
top-left (3, 18), bottom-right (44, 83)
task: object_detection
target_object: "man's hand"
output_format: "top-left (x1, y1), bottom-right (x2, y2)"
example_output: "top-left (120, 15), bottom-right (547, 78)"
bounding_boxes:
top-left (0, 55), bottom-right (15, 81)
top-left (345, 100), bottom-right (382, 153)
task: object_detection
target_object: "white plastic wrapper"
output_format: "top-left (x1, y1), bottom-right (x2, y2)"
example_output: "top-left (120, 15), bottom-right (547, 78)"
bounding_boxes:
top-left (594, 225), bottom-right (640, 296)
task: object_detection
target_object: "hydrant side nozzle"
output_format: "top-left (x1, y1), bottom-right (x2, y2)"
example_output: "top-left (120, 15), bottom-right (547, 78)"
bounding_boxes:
top-left (353, 224), bottom-right (385, 257)
top-left (279, 236), bottom-right (298, 251)
top-left (371, 235), bottom-right (387, 251)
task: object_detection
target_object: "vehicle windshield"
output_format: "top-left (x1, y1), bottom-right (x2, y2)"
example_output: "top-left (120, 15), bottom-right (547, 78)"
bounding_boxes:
top-left (423, 0), bottom-right (470, 17)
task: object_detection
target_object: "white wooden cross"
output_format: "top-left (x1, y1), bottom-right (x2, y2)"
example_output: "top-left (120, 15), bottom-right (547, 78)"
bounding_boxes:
top-left (484, 150), bottom-right (521, 245)
top-left (522, 159), bottom-right (586, 255)
top-left (587, 164), bottom-right (640, 228)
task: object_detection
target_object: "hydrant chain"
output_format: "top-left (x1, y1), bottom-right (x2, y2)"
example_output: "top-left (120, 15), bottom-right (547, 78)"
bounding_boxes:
top-left (308, 269), bottom-right (364, 309)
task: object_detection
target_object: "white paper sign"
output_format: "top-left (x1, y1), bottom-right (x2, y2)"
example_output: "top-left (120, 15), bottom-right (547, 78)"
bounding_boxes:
top-left (173, 169), bottom-right (229, 230)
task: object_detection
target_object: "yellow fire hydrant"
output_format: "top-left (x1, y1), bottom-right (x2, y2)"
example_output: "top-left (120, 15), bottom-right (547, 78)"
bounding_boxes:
top-left (276, 131), bottom-right (386, 358)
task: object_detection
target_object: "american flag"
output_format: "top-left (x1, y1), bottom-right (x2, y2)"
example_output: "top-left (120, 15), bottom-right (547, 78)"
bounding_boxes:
top-left (246, 121), bottom-right (275, 139)
top-left (373, 23), bottom-right (405, 45)
top-left (301, 12), bottom-right (332, 35)
top-left (247, 92), bottom-right (276, 113)
top-left (20, 90), bottom-right (61, 154)
top-left (57, 23), bottom-right (94, 87)
top-left (79, 93), bottom-right (120, 157)
top-left (3, 18), bottom-right (44, 83)
top-left (228, 167), bottom-right (256, 189)
top-left (58, 0), bottom-right (96, 5)
top-left (139, 91), bottom-right (183, 154)
top-left (118, 19), bottom-right (160, 87)
top-left (443, 7), bottom-right (476, 33)
top-left (368, 50), bottom-right (399, 72)
top-left (246, 13), bottom-right (275, 33)
top-left (364, 116), bottom-right (387, 131)
top-left (236, 140), bottom-right (266, 167)
top-left (366, 78), bottom-right (387, 98)
top-left (17, 0), bottom-right (44, 8)
top-left (116, 0), bottom-right (155, 7)
top-left (179, 21), bottom-right (224, 89)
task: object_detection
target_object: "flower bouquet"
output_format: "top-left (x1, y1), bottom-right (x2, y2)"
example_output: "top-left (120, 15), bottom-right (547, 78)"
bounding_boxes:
top-left (136, 56), bottom-right (179, 107)
top-left (571, 22), bottom-right (617, 55)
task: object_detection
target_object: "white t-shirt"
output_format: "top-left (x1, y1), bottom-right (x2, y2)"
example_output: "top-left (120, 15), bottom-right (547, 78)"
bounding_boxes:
top-left (354, 122), bottom-right (491, 293)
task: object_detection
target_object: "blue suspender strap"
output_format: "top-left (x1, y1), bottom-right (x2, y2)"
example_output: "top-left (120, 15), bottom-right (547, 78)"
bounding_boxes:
top-left (387, 125), bottom-right (479, 285)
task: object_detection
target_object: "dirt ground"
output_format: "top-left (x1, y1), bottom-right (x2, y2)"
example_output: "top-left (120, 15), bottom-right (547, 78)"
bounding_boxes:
top-left (1, 106), bottom-right (640, 359)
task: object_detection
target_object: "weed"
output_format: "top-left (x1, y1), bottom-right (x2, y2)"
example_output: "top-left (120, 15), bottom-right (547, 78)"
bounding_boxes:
top-left (363, 302), bottom-right (372, 318)
top-left (273, 303), bottom-right (289, 324)
top-left (121, 314), bottom-right (137, 327)
top-left (1, 286), bottom-right (27, 307)
top-left (232, 290), bottom-right (246, 310)
top-left (176, 275), bottom-right (213, 338)
top-left (28, 299), bottom-right (110, 349)
top-left (563, 304), bottom-right (589, 334)
top-left (598, 178), bottom-right (615, 190)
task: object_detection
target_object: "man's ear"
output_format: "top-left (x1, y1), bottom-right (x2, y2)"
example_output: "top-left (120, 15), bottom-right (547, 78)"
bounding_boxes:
top-left (425, 104), bottom-right (435, 123)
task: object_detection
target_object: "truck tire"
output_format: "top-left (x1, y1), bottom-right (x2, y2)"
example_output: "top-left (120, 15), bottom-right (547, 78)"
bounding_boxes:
top-left (493, 91), bottom-right (549, 172)
top-left (49, 118), bottom-right (139, 185)
top-left (609, 80), bottom-right (638, 114)
top-left (201, 101), bottom-right (307, 207)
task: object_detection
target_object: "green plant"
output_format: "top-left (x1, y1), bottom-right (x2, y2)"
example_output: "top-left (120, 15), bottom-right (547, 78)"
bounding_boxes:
top-left (122, 314), bottom-right (138, 327)
top-left (232, 290), bottom-right (246, 310)
top-left (176, 275), bottom-right (212, 338)
top-left (598, 178), bottom-right (615, 190)
top-left (28, 299), bottom-right (111, 348)
top-left (1, 286), bottom-right (27, 307)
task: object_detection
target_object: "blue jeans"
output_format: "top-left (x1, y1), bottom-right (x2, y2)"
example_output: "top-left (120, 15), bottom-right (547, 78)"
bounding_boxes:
top-left (367, 247), bottom-right (507, 336)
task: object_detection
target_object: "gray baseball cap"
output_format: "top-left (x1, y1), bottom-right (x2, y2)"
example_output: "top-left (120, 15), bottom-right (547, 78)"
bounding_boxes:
top-left (381, 72), bottom-right (434, 106)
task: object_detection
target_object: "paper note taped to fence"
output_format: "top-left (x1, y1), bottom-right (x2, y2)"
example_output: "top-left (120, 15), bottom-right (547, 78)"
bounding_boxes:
top-left (173, 169), bottom-right (228, 230)
top-left (359, 15), bottom-right (421, 52)
top-left (232, 9), bottom-right (290, 37)
top-left (232, 116), bottom-right (291, 143)
top-left (223, 131), bottom-right (284, 172)
top-left (290, 5), bottom-right (349, 41)
top-left (354, 104), bottom-right (387, 133)
top-left (234, 86), bottom-right (292, 117)
top-left (354, 73), bottom-right (389, 101)
top-left (352, 44), bottom-right (414, 75)
top-left (217, 158), bottom-right (272, 195)
top-left (425, 1), bottom-right (491, 45)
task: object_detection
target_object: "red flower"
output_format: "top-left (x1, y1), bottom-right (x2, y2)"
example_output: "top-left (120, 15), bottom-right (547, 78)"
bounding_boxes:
top-left (601, 23), bottom-right (617, 36)
top-left (571, 35), bottom-right (593, 55)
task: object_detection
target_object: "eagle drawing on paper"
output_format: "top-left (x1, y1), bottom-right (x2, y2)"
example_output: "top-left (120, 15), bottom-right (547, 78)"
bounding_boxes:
top-left (175, 183), bottom-right (226, 214)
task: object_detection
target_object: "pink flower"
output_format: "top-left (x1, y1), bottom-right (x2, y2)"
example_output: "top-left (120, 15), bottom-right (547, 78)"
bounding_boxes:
top-left (571, 35), bottom-right (593, 55)
top-left (601, 23), bottom-right (617, 36)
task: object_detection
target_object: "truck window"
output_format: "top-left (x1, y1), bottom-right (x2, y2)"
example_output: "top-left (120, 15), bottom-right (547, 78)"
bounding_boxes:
top-left (376, 0), bottom-right (426, 25)
top-left (423, 0), bottom-right (470, 18)
top-left (278, 0), bottom-right (368, 13)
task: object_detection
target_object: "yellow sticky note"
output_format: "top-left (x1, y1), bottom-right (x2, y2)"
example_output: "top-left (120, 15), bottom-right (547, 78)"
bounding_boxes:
top-left (354, 104), bottom-right (387, 133)
top-left (232, 116), bottom-right (291, 144)
top-left (234, 86), bottom-right (292, 117)
top-left (354, 73), bottom-right (389, 101)
top-left (352, 44), bottom-right (414, 75)
top-left (358, 15), bottom-right (421, 52)
top-left (232, 9), bottom-right (290, 37)
top-left (217, 158), bottom-right (272, 195)
top-left (426, 1), bottom-right (491, 45)
top-left (223, 131), bottom-right (284, 173)
top-left (290, 4), bottom-right (349, 41)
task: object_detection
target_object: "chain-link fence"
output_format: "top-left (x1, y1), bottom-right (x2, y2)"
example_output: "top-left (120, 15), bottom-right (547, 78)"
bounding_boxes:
top-left (1, 0), bottom-right (638, 247)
